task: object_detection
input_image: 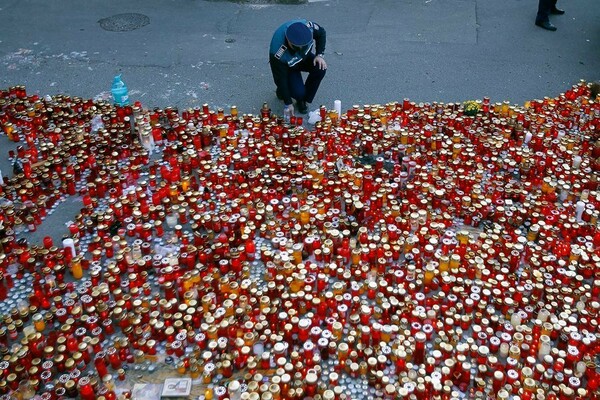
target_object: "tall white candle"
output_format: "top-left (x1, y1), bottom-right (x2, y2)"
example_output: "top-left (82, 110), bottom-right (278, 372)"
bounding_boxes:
top-left (538, 336), bottom-right (551, 360)
top-left (575, 361), bottom-right (587, 377)
top-left (575, 201), bottom-right (585, 221)
top-left (166, 213), bottom-right (178, 228)
top-left (334, 100), bottom-right (342, 116)
top-left (510, 312), bottom-right (522, 328)
top-left (499, 342), bottom-right (510, 359)
top-left (62, 238), bottom-right (76, 257)
top-left (228, 381), bottom-right (242, 400)
top-left (536, 308), bottom-right (550, 323)
top-left (252, 341), bottom-right (264, 356)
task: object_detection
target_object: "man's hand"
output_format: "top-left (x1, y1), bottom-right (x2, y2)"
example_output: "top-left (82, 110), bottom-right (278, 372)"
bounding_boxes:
top-left (314, 55), bottom-right (327, 70)
top-left (285, 104), bottom-right (295, 116)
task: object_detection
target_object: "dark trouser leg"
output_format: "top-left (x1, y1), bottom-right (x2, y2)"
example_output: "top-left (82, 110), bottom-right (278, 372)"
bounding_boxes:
top-left (536, 0), bottom-right (554, 22)
top-left (287, 69), bottom-right (306, 102)
top-left (303, 65), bottom-right (326, 104)
top-left (291, 55), bottom-right (327, 104)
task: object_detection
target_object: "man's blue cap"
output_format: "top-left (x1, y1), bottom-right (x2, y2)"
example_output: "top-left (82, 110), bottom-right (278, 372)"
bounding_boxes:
top-left (285, 22), bottom-right (312, 47)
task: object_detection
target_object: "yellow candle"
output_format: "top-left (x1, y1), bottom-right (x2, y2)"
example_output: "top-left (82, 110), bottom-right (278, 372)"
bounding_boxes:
top-left (33, 313), bottom-right (45, 332)
top-left (299, 205), bottom-right (310, 225)
top-left (439, 255), bottom-right (449, 273)
top-left (449, 254), bottom-right (461, 271)
top-left (527, 224), bottom-right (539, 241)
top-left (292, 243), bottom-right (303, 265)
top-left (290, 274), bottom-right (304, 293)
top-left (177, 361), bottom-right (186, 375)
top-left (181, 176), bottom-right (190, 192)
top-left (456, 230), bottom-right (470, 245)
top-left (353, 173), bottom-right (363, 187)
top-left (501, 101), bottom-right (510, 116)
top-left (71, 257), bottom-right (83, 280)
top-left (332, 322), bottom-right (343, 341)
top-left (337, 341), bottom-right (348, 360)
top-left (201, 294), bottom-right (213, 313)
top-left (3, 123), bottom-right (15, 140)
top-left (169, 185), bottom-right (179, 199)
top-left (351, 249), bottom-right (361, 265)
top-left (423, 264), bottom-right (436, 285)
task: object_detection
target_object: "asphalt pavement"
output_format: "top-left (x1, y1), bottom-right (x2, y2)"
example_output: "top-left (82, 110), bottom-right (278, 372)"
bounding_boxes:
top-left (1, 0), bottom-right (598, 113)
top-left (0, 0), bottom-right (599, 244)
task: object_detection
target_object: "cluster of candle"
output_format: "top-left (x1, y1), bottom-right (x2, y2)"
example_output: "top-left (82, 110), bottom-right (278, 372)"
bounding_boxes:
top-left (0, 81), bottom-right (599, 400)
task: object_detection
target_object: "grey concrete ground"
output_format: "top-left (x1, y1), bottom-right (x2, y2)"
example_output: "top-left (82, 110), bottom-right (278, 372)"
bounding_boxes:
top-left (1, 0), bottom-right (598, 111)
top-left (0, 0), bottom-right (599, 244)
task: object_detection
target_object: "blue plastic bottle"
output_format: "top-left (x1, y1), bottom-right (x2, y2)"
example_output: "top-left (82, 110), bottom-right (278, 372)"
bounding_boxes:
top-left (111, 74), bottom-right (130, 106)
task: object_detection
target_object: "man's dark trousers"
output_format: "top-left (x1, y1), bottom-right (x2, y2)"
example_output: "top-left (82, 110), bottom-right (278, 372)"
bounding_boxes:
top-left (536, 0), bottom-right (558, 22)
top-left (287, 54), bottom-right (326, 104)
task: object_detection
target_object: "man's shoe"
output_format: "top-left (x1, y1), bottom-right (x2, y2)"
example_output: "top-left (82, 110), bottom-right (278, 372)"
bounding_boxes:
top-left (276, 88), bottom-right (283, 100)
top-left (550, 7), bottom-right (565, 15)
top-left (297, 100), bottom-right (308, 114)
top-left (535, 20), bottom-right (557, 31)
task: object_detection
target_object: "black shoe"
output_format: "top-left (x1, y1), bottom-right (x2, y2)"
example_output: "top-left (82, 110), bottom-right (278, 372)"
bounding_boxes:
top-left (550, 7), bottom-right (565, 15)
top-left (275, 88), bottom-right (283, 100)
top-left (535, 20), bottom-right (557, 31)
top-left (297, 100), bottom-right (308, 114)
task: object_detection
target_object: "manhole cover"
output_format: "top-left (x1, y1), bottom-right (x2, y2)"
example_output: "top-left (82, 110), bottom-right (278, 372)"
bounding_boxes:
top-left (98, 13), bottom-right (150, 32)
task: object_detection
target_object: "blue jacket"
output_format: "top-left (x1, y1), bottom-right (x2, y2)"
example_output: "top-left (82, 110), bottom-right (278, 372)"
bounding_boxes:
top-left (269, 19), bottom-right (326, 105)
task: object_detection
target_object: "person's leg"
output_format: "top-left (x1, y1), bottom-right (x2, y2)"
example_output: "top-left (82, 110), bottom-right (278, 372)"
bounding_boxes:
top-left (298, 55), bottom-right (326, 104)
top-left (287, 69), bottom-right (306, 102)
top-left (536, 0), bottom-right (557, 30)
top-left (270, 58), bottom-right (292, 101)
top-left (304, 66), bottom-right (326, 104)
top-left (536, 0), bottom-right (552, 23)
